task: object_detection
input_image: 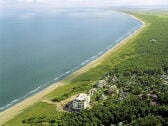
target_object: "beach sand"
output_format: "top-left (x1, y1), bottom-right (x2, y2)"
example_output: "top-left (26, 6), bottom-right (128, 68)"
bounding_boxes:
top-left (0, 14), bottom-right (146, 126)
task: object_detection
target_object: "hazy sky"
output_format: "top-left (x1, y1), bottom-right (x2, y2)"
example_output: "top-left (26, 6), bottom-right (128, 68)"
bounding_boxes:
top-left (0, 0), bottom-right (168, 9)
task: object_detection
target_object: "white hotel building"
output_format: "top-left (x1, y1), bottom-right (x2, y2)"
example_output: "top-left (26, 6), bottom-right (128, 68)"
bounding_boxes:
top-left (72, 93), bottom-right (90, 110)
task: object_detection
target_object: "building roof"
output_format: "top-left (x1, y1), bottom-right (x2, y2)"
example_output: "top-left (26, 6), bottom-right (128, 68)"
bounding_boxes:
top-left (75, 93), bottom-right (88, 101)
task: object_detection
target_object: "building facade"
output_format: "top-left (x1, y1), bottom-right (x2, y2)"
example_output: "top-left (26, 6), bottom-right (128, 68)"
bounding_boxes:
top-left (72, 93), bottom-right (90, 110)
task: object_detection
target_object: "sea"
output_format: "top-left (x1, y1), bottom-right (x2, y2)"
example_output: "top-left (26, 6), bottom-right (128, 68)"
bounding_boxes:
top-left (0, 9), bottom-right (142, 111)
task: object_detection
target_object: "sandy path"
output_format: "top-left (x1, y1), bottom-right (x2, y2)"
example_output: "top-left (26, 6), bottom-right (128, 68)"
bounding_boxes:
top-left (41, 94), bottom-right (77, 112)
top-left (0, 14), bottom-right (146, 126)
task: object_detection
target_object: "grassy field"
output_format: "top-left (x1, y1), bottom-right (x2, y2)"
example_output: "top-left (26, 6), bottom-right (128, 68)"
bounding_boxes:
top-left (4, 11), bottom-right (168, 125)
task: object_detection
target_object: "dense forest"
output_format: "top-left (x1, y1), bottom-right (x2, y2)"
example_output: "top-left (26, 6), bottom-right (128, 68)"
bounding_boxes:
top-left (22, 69), bottom-right (168, 125)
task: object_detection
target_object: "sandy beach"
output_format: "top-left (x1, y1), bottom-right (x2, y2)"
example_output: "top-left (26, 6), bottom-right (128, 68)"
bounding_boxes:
top-left (0, 14), bottom-right (146, 126)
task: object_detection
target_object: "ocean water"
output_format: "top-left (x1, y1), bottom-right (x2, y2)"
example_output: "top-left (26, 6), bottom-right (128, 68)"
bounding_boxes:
top-left (0, 9), bottom-right (142, 111)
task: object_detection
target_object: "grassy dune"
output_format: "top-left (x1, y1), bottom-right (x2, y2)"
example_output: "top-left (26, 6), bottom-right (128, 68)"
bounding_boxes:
top-left (4, 11), bottom-right (168, 125)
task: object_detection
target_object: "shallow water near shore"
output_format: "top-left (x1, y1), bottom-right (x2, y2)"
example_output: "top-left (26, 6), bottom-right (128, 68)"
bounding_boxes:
top-left (0, 9), bottom-right (142, 111)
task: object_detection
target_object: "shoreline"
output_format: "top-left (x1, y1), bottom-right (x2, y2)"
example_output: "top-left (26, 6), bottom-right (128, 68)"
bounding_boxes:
top-left (0, 13), bottom-right (146, 125)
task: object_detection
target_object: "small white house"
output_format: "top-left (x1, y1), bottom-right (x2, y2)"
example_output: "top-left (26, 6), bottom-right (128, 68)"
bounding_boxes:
top-left (88, 88), bottom-right (97, 95)
top-left (96, 80), bottom-right (107, 88)
top-left (108, 85), bottom-right (119, 95)
top-left (72, 93), bottom-right (90, 110)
